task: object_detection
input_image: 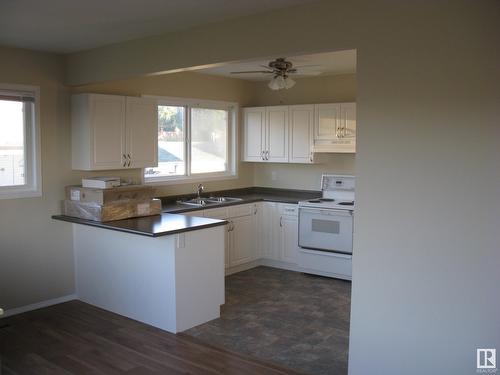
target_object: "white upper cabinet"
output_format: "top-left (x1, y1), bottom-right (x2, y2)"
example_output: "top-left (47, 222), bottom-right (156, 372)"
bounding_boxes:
top-left (314, 103), bottom-right (340, 140)
top-left (266, 106), bottom-right (289, 162)
top-left (242, 107), bottom-right (266, 162)
top-left (339, 102), bottom-right (356, 142)
top-left (242, 106), bottom-right (288, 163)
top-left (313, 102), bottom-right (356, 153)
top-left (243, 102), bottom-right (355, 163)
top-left (289, 104), bottom-right (314, 164)
top-left (125, 97), bottom-right (158, 168)
top-left (71, 93), bottom-right (158, 170)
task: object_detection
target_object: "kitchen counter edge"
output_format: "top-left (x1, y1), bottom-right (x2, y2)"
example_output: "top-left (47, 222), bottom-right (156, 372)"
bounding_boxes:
top-left (52, 214), bottom-right (228, 237)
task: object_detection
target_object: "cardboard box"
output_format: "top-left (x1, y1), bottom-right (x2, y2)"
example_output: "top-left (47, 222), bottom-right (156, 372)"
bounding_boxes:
top-left (63, 198), bottom-right (162, 222)
top-left (66, 185), bottom-right (154, 205)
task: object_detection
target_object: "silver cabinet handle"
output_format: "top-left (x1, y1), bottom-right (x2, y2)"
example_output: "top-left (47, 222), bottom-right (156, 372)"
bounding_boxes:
top-left (310, 152), bottom-right (313, 163)
top-left (127, 154), bottom-right (131, 167)
top-left (279, 216), bottom-right (283, 227)
top-left (261, 150), bottom-right (265, 160)
top-left (122, 154), bottom-right (127, 167)
top-left (266, 150), bottom-right (269, 160)
top-left (254, 205), bottom-right (258, 215)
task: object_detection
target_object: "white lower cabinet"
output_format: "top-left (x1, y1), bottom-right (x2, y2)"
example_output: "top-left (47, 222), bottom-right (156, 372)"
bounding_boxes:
top-left (204, 204), bottom-right (258, 269)
top-left (182, 202), bottom-right (299, 271)
top-left (229, 214), bottom-right (255, 266)
top-left (260, 202), bottom-right (299, 265)
top-left (280, 212), bottom-right (299, 264)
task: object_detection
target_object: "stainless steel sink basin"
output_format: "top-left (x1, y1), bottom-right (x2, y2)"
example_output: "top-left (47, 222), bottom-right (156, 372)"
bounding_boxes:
top-left (206, 196), bottom-right (243, 203)
top-left (177, 198), bottom-right (213, 206)
top-left (177, 196), bottom-right (243, 207)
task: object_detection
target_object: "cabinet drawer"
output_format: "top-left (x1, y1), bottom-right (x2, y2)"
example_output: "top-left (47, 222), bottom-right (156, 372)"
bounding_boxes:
top-left (204, 207), bottom-right (229, 219)
top-left (228, 203), bottom-right (254, 218)
top-left (279, 204), bottom-right (298, 216)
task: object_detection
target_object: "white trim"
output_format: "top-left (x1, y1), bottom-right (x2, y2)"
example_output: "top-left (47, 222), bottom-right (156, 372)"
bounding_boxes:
top-left (1, 294), bottom-right (77, 318)
top-left (224, 258), bottom-right (303, 276)
top-left (144, 172), bottom-right (238, 186)
top-left (0, 83), bottom-right (42, 200)
top-left (143, 95), bottom-right (237, 109)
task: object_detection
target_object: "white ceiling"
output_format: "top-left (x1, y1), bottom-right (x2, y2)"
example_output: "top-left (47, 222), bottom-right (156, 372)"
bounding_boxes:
top-left (0, 0), bottom-right (319, 53)
top-left (194, 50), bottom-right (357, 81)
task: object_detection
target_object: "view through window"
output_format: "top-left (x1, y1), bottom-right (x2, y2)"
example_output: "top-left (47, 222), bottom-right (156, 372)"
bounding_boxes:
top-left (191, 108), bottom-right (228, 174)
top-left (0, 99), bottom-right (25, 187)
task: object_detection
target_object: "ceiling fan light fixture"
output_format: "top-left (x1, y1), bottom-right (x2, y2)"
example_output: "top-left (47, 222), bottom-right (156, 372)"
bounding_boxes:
top-left (268, 75), bottom-right (295, 90)
top-left (284, 77), bottom-right (296, 89)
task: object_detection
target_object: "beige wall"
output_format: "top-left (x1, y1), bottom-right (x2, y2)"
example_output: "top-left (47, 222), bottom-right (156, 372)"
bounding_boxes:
top-left (250, 73), bottom-right (356, 190)
top-left (0, 47), bottom-right (75, 309)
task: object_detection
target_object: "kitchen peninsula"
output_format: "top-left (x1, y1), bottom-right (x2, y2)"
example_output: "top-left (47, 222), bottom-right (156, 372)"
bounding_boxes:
top-left (52, 213), bottom-right (227, 333)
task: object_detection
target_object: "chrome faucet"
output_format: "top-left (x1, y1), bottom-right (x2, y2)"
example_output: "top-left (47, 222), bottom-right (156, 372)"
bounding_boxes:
top-left (196, 184), bottom-right (204, 199)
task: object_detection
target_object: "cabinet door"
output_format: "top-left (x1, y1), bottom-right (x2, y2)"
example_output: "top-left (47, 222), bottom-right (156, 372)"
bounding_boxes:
top-left (260, 202), bottom-right (276, 259)
top-left (243, 107), bottom-right (266, 162)
top-left (204, 208), bottom-right (230, 269)
top-left (91, 95), bottom-right (126, 169)
top-left (339, 103), bottom-right (356, 144)
top-left (289, 105), bottom-right (314, 163)
top-left (281, 215), bottom-right (299, 264)
top-left (266, 106), bottom-right (289, 162)
top-left (314, 103), bottom-right (340, 141)
top-left (125, 97), bottom-right (158, 168)
top-left (229, 214), bottom-right (254, 266)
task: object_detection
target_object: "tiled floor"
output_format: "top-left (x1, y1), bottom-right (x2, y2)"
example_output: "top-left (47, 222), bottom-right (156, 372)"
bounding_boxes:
top-left (184, 266), bottom-right (351, 375)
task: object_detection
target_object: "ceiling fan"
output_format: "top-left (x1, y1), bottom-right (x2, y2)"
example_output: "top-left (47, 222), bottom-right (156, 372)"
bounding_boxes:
top-left (230, 58), bottom-right (321, 90)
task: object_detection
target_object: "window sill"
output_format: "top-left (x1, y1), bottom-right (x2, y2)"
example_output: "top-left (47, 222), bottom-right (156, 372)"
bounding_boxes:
top-left (0, 186), bottom-right (42, 200)
top-left (143, 173), bottom-right (238, 186)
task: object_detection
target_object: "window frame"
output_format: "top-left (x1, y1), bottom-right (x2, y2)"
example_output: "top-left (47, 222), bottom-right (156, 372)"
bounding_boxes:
top-left (143, 96), bottom-right (238, 185)
top-left (0, 83), bottom-right (42, 200)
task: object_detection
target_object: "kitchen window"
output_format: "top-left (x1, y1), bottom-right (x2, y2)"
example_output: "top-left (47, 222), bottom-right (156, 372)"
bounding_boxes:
top-left (144, 97), bottom-right (237, 184)
top-left (0, 84), bottom-right (41, 199)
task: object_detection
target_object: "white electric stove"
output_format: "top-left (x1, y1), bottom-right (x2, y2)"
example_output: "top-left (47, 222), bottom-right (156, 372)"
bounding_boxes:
top-left (297, 174), bottom-right (355, 280)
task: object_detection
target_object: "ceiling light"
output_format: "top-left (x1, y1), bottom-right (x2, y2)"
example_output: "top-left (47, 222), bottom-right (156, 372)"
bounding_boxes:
top-left (268, 75), bottom-right (295, 91)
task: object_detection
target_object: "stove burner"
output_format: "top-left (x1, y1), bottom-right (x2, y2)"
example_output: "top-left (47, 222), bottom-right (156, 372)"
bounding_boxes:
top-left (319, 198), bottom-right (334, 202)
top-left (338, 201), bottom-right (354, 206)
top-left (308, 199), bottom-right (322, 203)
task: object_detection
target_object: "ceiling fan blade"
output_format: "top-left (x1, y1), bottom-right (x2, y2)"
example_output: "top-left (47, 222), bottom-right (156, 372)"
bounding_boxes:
top-left (293, 64), bottom-right (323, 69)
top-left (230, 70), bottom-right (274, 74)
top-left (295, 70), bottom-right (322, 76)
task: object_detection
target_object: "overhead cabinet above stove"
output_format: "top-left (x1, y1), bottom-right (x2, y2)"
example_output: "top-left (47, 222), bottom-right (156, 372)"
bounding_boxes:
top-left (313, 103), bottom-right (356, 153)
top-left (242, 102), bottom-right (355, 164)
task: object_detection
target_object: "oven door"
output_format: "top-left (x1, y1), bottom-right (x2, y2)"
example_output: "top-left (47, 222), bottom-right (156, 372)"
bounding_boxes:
top-left (298, 207), bottom-right (353, 254)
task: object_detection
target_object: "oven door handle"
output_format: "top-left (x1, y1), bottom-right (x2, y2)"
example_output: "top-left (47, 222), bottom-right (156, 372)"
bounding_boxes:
top-left (299, 207), bottom-right (353, 216)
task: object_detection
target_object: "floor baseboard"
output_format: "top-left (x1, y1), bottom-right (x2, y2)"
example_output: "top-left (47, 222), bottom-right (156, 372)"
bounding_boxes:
top-left (1, 294), bottom-right (77, 318)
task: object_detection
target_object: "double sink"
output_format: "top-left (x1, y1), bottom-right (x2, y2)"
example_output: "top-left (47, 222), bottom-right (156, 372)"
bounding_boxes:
top-left (177, 196), bottom-right (243, 207)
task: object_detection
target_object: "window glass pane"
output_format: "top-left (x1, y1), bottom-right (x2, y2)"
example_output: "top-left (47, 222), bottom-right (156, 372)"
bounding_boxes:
top-left (190, 108), bottom-right (228, 174)
top-left (145, 105), bottom-right (185, 178)
top-left (0, 100), bottom-right (25, 186)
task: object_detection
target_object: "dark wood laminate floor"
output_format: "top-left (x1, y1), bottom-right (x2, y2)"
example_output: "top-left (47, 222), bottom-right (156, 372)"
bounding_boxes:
top-left (185, 266), bottom-right (352, 375)
top-left (0, 300), bottom-right (305, 375)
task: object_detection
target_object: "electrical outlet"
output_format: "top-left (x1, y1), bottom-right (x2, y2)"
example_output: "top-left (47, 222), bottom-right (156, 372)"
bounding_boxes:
top-left (271, 171), bottom-right (277, 181)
